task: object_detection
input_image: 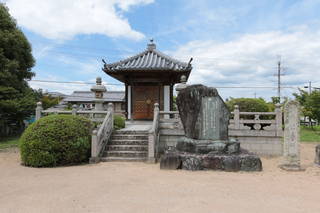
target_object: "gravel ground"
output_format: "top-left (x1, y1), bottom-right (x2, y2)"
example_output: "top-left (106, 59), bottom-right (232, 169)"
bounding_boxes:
top-left (0, 143), bottom-right (320, 213)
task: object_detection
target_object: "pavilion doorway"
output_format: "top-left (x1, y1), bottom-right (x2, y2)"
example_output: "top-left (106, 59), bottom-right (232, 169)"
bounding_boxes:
top-left (132, 86), bottom-right (160, 120)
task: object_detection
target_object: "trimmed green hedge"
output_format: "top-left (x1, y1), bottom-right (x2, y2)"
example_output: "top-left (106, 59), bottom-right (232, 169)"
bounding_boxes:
top-left (20, 115), bottom-right (92, 167)
top-left (114, 115), bottom-right (125, 130)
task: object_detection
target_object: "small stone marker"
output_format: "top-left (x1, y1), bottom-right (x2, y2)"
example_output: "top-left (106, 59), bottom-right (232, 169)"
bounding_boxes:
top-left (315, 145), bottom-right (320, 166)
top-left (280, 100), bottom-right (304, 171)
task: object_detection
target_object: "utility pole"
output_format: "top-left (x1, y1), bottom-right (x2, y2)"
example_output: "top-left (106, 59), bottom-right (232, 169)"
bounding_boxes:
top-left (277, 60), bottom-right (281, 101)
top-left (304, 81), bottom-right (312, 94)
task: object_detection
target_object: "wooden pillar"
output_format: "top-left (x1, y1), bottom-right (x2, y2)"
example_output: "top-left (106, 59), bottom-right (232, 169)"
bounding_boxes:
top-left (127, 85), bottom-right (132, 119)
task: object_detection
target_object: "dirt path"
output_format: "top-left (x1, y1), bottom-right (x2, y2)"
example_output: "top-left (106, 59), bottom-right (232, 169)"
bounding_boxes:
top-left (1, 144), bottom-right (320, 213)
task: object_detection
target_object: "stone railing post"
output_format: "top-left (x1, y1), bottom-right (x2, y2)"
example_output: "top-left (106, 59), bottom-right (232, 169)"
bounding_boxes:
top-left (72, 104), bottom-right (77, 115)
top-left (234, 105), bottom-right (240, 129)
top-left (107, 103), bottom-right (114, 128)
top-left (90, 130), bottom-right (99, 163)
top-left (148, 103), bottom-right (159, 163)
top-left (35, 102), bottom-right (43, 121)
top-left (275, 103), bottom-right (282, 136)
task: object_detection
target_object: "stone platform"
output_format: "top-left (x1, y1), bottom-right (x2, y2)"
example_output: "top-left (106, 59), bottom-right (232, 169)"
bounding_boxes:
top-left (160, 139), bottom-right (262, 172)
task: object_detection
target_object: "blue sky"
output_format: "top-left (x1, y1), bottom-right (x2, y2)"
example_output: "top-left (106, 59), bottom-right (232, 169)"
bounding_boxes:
top-left (3, 0), bottom-right (320, 100)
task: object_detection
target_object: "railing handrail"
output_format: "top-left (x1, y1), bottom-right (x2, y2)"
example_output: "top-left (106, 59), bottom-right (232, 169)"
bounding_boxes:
top-left (42, 109), bottom-right (109, 114)
top-left (159, 111), bottom-right (179, 114)
top-left (148, 103), bottom-right (160, 163)
top-left (231, 111), bottom-right (276, 115)
top-left (90, 103), bottom-right (114, 163)
top-left (97, 111), bottom-right (111, 139)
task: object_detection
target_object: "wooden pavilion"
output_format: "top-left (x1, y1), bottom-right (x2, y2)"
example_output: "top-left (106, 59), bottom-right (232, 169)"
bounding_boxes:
top-left (103, 40), bottom-right (192, 120)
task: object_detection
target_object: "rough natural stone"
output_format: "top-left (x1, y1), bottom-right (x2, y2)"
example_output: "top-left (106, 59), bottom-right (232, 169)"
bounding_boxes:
top-left (182, 156), bottom-right (203, 171)
top-left (176, 85), bottom-right (229, 140)
top-left (202, 155), bottom-right (224, 170)
top-left (176, 138), bottom-right (196, 153)
top-left (160, 153), bottom-right (182, 170)
top-left (226, 141), bottom-right (240, 154)
top-left (315, 144), bottom-right (320, 165)
top-left (203, 142), bottom-right (227, 154)
top-left (222, 156), bottom-right (241, 172)
top-left (240, 155), bottom-right (262, 171)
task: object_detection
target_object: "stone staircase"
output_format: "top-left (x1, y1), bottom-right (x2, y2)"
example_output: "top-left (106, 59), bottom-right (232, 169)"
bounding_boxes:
top-left (101, 130), bottom-right (148, 162)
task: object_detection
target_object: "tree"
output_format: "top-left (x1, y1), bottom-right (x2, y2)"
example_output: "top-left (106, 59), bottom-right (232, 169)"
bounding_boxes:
top-left (293, 88), bottom-right (312, 122)
top-left (226, 98), bottom-right (272, 112)
top-left (0, 3), bottom-right (36, 136)
top-left (306, 90), bottom-right (320, 123)
top-left (41, 95), bottom-right (60, 110)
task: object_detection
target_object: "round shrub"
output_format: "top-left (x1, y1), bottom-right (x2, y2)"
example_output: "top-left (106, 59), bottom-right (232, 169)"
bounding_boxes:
top-left (20, 115), bottom-right (92, 167)
top-left (114, 115), bottom-right (125, 130)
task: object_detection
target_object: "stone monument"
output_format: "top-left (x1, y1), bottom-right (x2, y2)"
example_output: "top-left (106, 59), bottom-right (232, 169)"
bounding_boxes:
top-left (280, 100), bottom-right (304, 171)
top-left (160, 84), bottom-right (262, 171)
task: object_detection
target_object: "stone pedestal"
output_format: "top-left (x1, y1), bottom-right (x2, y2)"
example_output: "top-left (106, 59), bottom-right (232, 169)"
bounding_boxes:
top-left (161, 84), bottom-right (262, 172)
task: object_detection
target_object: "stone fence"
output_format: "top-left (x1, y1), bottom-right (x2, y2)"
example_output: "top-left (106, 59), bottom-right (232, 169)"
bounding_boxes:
top-left (35, 102), bottom-right (109, 123)
top-left (157, 104), bottom-right (283, 156)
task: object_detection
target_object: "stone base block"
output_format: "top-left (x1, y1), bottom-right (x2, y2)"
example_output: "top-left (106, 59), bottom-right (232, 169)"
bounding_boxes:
top-left (89, 157), bottom-right (100, 164)
top-left (160, 151), bottom-right (262, 172)
top-left (160, 153), bottom-right (182, 170)
top-left (315, 145), bottom-right (320, 165)
top-left (279, 164), bottom-right (305, 171)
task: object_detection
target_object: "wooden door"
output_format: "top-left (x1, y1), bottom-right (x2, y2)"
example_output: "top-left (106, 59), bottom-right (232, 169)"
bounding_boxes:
top-left (133, 86), bottom-right (159, 119)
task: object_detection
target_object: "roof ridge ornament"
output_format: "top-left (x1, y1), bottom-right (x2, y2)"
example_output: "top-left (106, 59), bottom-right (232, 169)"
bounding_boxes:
top-left (147, 38), bottom-right (156, 51)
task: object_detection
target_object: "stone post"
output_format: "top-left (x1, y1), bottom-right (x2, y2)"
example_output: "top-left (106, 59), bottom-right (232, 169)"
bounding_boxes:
top-left (275, 103), bottom-right (282, 136)
top-left (280, 100), bottom-right (304, 171)
top-left (91, 77), bottom-right (106, 111)
top-left (35, 102), bottom-right (43, 121)
top-left (72, 104), bottom-right (77, 115)
top-left (234, 105), bottom-right (240, 129)
top-left (148, 103), bottom-right (159, 163)
top-left (315, 145), bottom-right (320, 166)
top-left (107, 103), bottom-right (114, 128)
top-left (89, 130), bottom-right (99, 164)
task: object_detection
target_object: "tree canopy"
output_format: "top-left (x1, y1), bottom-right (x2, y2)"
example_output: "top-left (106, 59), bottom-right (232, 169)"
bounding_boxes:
top-left (0, 3), bottom-right (36, 136)
top-left (293, 89), bottom-right (320, 123)
top-left (225, 97), bottom-right (273, 112)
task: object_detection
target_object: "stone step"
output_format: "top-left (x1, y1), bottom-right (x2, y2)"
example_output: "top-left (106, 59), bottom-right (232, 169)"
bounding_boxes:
top-left (104, 150), bottom-right (147, 158)
top-left (107, 145), bottom-right (148, 151)
top-left (113, 130), bottom-right (149, 135)
top-left (109, 139), bottom-right (148, 146)
top-left (111, 135), bottom-right (149, 140)
top-left (100, 156), bottom-right (146, 162)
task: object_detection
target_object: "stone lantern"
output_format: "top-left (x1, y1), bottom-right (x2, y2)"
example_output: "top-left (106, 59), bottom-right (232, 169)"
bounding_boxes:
top-left (91, 77), bottom-right (106, 111)
top-left (175, 75), bottom-right (188, 95)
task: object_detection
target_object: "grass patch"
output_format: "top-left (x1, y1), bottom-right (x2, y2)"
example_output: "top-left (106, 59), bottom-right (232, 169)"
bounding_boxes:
top-left (0, 136), bottom-right (20, 149)
top-left (300, 125), bottom-right (320, 142)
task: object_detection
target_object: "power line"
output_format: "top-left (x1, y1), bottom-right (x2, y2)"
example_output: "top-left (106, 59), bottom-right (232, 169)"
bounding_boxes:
top-left (28, 79), bottom-right (124, 86)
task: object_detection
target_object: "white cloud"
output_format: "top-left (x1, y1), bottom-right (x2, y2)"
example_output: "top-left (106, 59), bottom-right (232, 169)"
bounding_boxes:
top-left (4, 0), bottom-right (153, 40)
top-left (173, 28), bottom-right (320, 100)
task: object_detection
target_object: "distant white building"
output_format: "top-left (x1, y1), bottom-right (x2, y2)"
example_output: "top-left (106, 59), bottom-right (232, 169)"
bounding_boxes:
top-left (63, 91), bottom-right (125, 116)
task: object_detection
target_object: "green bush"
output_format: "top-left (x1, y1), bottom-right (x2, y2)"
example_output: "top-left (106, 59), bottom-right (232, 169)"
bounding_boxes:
top-left (114, 115), bottom-right (125, 130)
top-left (20, 115), bottom-right (92, 167)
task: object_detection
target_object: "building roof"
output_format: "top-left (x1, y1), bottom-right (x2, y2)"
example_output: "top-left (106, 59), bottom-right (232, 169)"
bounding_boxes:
top-left (63, 91), bottom-right (125, 103)
top-left (103, 40), bottom-right (192, 73)
top-left (43, 91), bottom-right (67, 98)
